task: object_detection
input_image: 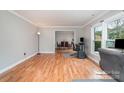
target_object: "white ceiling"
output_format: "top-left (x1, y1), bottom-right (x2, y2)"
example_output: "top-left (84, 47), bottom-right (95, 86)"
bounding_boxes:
top-left (14, 10), bottom-right (108, 27)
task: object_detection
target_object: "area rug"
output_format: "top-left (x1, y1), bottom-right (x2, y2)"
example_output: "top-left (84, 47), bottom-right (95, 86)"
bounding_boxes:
top-left (63, 53), bottom-right (77, 58)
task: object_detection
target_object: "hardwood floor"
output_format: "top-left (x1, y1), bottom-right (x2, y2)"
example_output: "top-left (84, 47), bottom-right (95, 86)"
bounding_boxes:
top-left (0, 50), bottom-right (111, 82)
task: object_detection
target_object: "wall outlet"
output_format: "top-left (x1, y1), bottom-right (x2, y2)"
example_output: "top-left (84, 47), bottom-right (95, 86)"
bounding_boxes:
top-left (24, 53), bottom-right (26, 55)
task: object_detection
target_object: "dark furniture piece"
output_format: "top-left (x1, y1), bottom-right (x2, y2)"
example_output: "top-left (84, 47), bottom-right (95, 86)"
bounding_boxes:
top-left (57, 41), bottom-right (61, 49)
top-left (80, 37), bottom-right (84, 42)
top-left (57, 41), bottom-right (71, 49)
top-left (76, 37), bottom-right (86, 59)
top-left (77, 43), bottom-right (86, 59)
top-left (65, 41), bottom-right (69, 48)
top-left (61, 41), bottom-right (64, 47)
top-left (115, 39), bottom-right (124, 53)
top-left (71, 43), bottom-right (79, 56)
top-left (72, 42), bottom-right (80, 51)
top-left (71, 42), bottom-right (86, 59)
top-left (115, 39), bottom-right (124, 49)
top-left (98, 48), bottom-right (124, 82)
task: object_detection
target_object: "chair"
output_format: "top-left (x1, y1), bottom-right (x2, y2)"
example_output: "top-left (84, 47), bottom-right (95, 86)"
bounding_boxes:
top-left (65, 41), bottom-right (69, 48)
top-left (98, 48), bottom-right (124, 82)
top-left (61, 41), bottom-right (64, 47)
top-left (71, 42), bottom-right (80, 57)
top-left (57, 41), bottom-right (61, 49)
top-left (72, 42), bottom-right (80, 51)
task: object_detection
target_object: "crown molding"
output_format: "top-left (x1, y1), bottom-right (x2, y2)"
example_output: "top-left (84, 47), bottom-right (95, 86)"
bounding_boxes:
top-left (81, 10), bottom-right (111, 28)
top-left (8, 10), bottom-right (38, 27)
top-left (8, 10), bottom-right (109, 29)
top-left (7, 11), bottom-right (83, 29)
top-left (38, 26), bottom-right (83, 29)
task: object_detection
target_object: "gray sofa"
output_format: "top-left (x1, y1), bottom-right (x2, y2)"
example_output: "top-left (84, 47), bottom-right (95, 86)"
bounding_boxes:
top-left (98, 48), bottom-right (124, 82)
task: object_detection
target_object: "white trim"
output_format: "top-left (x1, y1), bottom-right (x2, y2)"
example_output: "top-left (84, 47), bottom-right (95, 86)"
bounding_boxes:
top-left (7, 11), bottom-right (83, 28)
top-left (102, 22), bottom-right (107, 48)
top-left (40, 52), bottom-right (55, 53)
top-left (0, 52), bottom-right (37, 74)
top-left (87, 55), bottom-right (99, 64)
top-left (91, 27), bottom-right (94, 54)
top-left (104, 11), bottom-right (124, 23)
top-left (41, 26), bottom-right (82, 28)
top-left (82, 10), bottom-right (110, 28)
top-left (8, 10), bottom-right (110, 29)
top-left (91, 23), bottom-right (102, 54)
top-left (8, 10), bottom-right (38, 27)
top-left (91, 22), bottom-right (102, 28)
top-left (93, 52), bottom-right (99, 56)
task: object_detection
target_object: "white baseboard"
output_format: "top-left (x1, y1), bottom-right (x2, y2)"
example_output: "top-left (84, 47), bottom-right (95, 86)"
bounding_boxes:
top-left (0, 52), bottom-right (37, 74)
top-left (40, 51), bottom-right (55, 53)
top-left (87, 55), bottom-right (99, 64)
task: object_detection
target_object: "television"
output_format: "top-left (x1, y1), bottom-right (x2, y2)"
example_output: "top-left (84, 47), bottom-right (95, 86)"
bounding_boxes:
top-left (115, 39), bottom-right (124, 49)
top-left (80, 37), bottom-right (84, 42)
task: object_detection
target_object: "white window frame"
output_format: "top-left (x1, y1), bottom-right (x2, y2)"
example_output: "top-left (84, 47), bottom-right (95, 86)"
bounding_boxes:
top-left (91, 23), bottom-right (103, 55)
top-left (91, 12), bottom-right (124, 56)
top-left (104, 12), bottom-right (124, 48)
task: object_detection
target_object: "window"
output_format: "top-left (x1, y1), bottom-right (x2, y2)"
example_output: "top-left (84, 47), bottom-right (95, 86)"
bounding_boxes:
top-left (106, 17), bottom-right (124, 48)
top-left (91, 12), bottom-right (124, 55)
top-left (93, 25), bottom-right (102, 52)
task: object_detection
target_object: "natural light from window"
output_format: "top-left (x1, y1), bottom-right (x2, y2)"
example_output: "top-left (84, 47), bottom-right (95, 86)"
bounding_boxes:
top-left (91, 12), bottom-right (124, 54)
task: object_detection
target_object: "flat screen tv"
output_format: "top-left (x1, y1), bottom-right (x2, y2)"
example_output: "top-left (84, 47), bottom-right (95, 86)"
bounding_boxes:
top-left (115, 39), bottom-right (124, 49)
top-left (80, 37), bottom-right (84, 42)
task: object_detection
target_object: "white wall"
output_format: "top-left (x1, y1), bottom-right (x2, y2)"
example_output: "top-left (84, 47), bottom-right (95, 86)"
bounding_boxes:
top-left (38, 27), bottom-right (83, 53)
top-left (82, 10), bottom-right (122, 63)
top-left (39, 28), bottom-right (55, 53)
top-left (0, 11), bottom-right (38, 72)
top-left (0, 10), bottom-right (119, 72)
top-left (55, 31), bottom-right (74, 47)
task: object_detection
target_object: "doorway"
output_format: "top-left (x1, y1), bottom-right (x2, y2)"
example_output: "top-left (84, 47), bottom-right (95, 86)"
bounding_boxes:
top-left (55, 31), bottom-right (74, 53)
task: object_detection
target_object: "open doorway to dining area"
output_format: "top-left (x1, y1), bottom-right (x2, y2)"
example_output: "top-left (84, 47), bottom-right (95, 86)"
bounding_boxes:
top-left (55, 31), bottom-right (74, 53)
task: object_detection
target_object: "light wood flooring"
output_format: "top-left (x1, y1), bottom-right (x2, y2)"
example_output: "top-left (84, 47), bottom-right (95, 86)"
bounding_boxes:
top-left (0, 50), bottom-right (111, 82)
